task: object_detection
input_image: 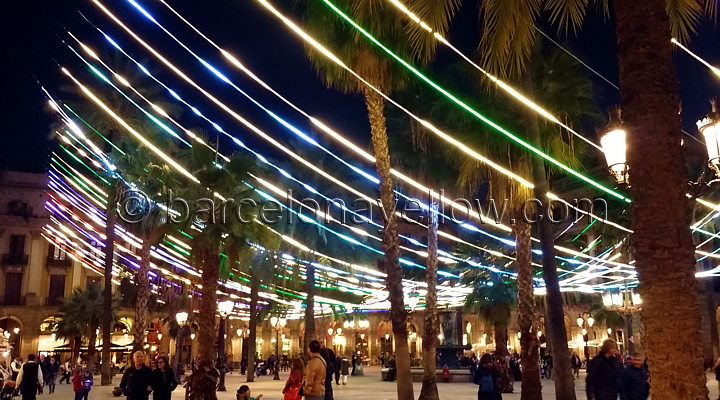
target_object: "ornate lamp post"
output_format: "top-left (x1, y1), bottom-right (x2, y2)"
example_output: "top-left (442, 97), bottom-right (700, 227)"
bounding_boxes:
top-left (601, 101), bottom-right (720, 192)
top-left (698, 99), bottom-right (720, 177)
top-left (577, 313), bottom-right (595, 360)
top-left (270, 316), bottom-right (287, 380)
top-left (602, 288), bottom-right (642, 354)
top-left (216, 300), bottom-right (234, 391)
top-left (173, 311), bottom-right (190, 382)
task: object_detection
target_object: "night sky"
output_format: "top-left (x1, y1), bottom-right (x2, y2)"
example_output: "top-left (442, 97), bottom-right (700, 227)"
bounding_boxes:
top-left (1, 1), bottom-right (719, 174)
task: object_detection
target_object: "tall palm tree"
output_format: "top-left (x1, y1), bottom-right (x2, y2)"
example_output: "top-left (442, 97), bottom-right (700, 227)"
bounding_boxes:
top-left (477, 1), bottom-right (716, 398)
top-left (173, 143), bottom-right (270, 397)
top-left (464, 274), bottom-right (517, 393)
top-left (389, 115), bottom-right (458, 400)
top-left (114, 147), bottom-right (179, 353)
top-left (63, 54), bottom-right (181, 385)
top-left (299, 2), bottom-right (459, 397)
top-left (390, 45), bottom-right (595, 398)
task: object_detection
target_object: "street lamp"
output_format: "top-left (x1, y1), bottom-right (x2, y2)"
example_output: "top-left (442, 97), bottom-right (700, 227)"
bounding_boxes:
top-left (602, 287), bottom-right (643, 354)
top-left (599, 107), bottom-right (628, 184)
top-left (577, 313), bottom-right (595, 360)
top-left (216, 300), bottom-right (234, 391)
top-left (173, 311), bottom-right (190, 382)
top-left (270, 316), bottom-right (287, 380)
top-left (698, 98), bottom-right (720, 176)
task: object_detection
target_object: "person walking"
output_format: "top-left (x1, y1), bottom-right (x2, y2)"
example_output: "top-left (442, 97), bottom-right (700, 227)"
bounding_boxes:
top-left (320, 348), bottom-right (335, 400)
top-left (586, 339), bottom-right (622, 400)
top-left (15, 354), bottom-right (43, 400)
top-left (151, 356), bottom-right (177, 400)
top-left (44, 355), bottom-right (59, 394)
top-left (303, 341), bottom-right (326, 400)
top-left (59, 359), bottom-right (72, 384)
top-left (120, 351), bottom-right (154, 400)
top-left (339, 356), bottom-right (350, 386)
top-left (619, 353), bottom-right (649, 400)
top-left (473, 354), bottom-right (500, 400)
top-left (571, 353), bottom-right (582, 379)
top-left (334, 355), bottom-right (341, 385)
top-left (282, 357), bottom-right (304, 400)
top-left (10, 356), bottom-right (22, 381)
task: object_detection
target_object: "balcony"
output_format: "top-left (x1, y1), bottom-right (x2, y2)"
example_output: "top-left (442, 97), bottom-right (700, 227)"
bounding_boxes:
top-left (46, 257), bottom-right (72, 268)
top-left (1, 254), bottom-right (28, 267)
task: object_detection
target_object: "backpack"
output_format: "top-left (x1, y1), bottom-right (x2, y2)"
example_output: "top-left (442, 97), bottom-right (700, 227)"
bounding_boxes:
top-left (476, 369), bottom-right (495, 393)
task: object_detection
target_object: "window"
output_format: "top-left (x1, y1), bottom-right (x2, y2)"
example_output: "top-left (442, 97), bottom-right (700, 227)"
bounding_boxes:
top-left (9, 235), bottom-right (25, 257)
top-left (3, 273), bottom-right (22, 305)
top-left (6, 200), bottom-right (28, 217)
top-left (47, 275), bottom-right (66, 306)
top-left (50, 244), bottom-right (67, 261)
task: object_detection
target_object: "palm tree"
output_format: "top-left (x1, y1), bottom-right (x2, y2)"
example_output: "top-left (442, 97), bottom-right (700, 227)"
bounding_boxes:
top-left (299, 2), bottom-right (459, 397)
top-left (389, 45), bottom-right (594, 398)
top-left (114, 147), bottom-right (180, 353)
top-left (388, 115), bottom-right (458, 400)
top-left (476, 1), bottom-right (716, 397)
top-left (172, 142), bottom-right (270, 397)
top-left (63, 54), bottom-right (181, 385)
top-left (464, 274), bottom-right (517, 393)
top-left (56, 284), bottom-right (109, 370)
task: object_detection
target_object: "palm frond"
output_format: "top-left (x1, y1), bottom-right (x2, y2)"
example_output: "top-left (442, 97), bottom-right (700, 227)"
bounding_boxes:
top-left (544, 0), bottom-right (592, 35)
top-left (478, 0), bottom-right (541, 77)
top-left (666, 0), bottom-right (702, 42)
top-left (403, 0), bottom-right (463, 62)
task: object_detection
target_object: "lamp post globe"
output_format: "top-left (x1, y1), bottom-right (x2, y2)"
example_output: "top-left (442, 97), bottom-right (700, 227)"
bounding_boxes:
top-left (697, 99), bottom-right (720, 176)
top-left (599, 107), bottom-right (629, 184)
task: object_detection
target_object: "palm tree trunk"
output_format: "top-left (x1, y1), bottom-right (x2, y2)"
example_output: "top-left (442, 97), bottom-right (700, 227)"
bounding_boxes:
top-left (87, 321), bottom-right (99, 374)
top-left (246, 279), bottom-right (259, 382)
top-left (303, 261), bottom-right (316, 362)
top-left (364, 89), bottom-right (413, 400)
top-left (494, 325), bottom-right (512, 393)
top-left (101, 180), bottom-right (117, 385)
top-left (614, 1), bottom-right (707, 399)
top-left (72, 336), bottom-right (82, 366)
top-left (197, 248), bottom-right (220, 364)
top-left (520, 73), bottom-right (576, 400)
top-left (132, 240), bottom-right (152, 352)
top-left (512, 219), bottom-right (542, 400)
top-left (419, 201), bottom-right (439, 400)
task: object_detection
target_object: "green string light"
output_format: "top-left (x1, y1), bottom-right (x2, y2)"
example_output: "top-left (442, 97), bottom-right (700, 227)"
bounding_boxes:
top-left (322, 0), bottom-right (631, 203)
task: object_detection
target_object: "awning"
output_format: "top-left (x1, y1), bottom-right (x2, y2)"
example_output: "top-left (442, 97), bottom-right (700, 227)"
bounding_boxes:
top-left (53, 342), bottom-right (131, 352)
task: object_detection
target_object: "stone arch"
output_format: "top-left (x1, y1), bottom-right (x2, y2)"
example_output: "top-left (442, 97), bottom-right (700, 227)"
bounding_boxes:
top-left (0, 316), bottom-right (24, 358)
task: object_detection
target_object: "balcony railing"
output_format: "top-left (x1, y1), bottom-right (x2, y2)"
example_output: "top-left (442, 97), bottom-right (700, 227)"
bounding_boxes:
top-left (46, 257), bottom-right (72, 268)
top-left (1, 254), bottom-right (28, 266)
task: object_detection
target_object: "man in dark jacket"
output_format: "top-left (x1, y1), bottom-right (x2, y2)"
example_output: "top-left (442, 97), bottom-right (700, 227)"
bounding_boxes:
top-left (120, 351), bottom-right (154, 400)
top-left (619, 353), bottom-right (649, 400)
top-left (587, 339), bottom-right (622, 400)
top-left (16, 354), bottom-right (43, 400)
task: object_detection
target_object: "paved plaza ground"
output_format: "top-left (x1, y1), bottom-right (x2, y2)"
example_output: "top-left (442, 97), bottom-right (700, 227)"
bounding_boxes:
top-left (35, 367), bottom-right (720, 399)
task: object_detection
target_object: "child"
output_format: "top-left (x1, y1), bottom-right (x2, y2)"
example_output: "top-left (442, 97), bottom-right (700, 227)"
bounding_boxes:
top-left (236, 385), bottom-right (263, 400)
top-left (442, 365), bottom-right (450, 383)
top-left (72, 369), bottom-right (84, 400)
top-left (82, 370), bottom-right (93, 400)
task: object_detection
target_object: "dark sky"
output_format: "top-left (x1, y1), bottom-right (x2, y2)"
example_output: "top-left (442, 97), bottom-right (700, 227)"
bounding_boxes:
top-left (0, 0), bottom-right (718, 173)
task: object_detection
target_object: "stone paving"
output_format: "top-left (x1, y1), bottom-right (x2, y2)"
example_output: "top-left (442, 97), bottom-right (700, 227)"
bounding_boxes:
top-left (33, 367), bottom-right (720, 399)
